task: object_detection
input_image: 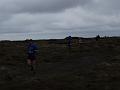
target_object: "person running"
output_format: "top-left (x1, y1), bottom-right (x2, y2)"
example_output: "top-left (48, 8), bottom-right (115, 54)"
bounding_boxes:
top-left (67, 36), bottom-right (72, 50)
top-left (95, 35), bottom-right (100, 41)
top-left (27, 39), bottom-right (38, 72)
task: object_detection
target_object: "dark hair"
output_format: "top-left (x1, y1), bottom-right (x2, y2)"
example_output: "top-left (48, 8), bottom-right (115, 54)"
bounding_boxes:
top-left (29, 39), bottom-right (33, 41)
top-left (25, 39), bottom-right (33, 43)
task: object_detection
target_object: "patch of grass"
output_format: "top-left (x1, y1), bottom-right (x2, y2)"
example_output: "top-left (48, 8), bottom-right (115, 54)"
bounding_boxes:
top-left (0, 38), bottom-right (120, 90)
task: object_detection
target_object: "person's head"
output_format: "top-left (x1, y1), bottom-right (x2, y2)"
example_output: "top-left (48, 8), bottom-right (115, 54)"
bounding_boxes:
top-left (29, 39), bottom-right (33, 44)
top-left (25, 39), bottom-right (33, 44)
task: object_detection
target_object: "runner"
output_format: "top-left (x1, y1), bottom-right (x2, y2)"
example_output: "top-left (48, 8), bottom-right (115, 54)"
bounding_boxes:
top-left (27, 39), bottom-right (38, 72)
top-left (68, 36), bottom-right (72, 49)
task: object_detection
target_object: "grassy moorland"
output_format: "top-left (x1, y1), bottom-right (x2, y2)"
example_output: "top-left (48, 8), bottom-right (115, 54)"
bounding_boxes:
top-left (0, 37), bottom-right (120, 90)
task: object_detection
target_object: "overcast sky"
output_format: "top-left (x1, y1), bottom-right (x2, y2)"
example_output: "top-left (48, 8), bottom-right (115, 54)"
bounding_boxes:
top-left (0, 0), bottom-right (120, 40)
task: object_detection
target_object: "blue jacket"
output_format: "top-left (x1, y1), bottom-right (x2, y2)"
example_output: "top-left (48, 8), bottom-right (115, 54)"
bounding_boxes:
top-left (27, 43), bottom-right (38, 54)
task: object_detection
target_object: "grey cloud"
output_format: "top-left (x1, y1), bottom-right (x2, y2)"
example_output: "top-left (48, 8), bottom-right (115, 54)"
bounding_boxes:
top-left (83, 0), bottom-right (120, 15)
top-left (0, 0), bottom-right (90, 14)
top-left (0, 0), bottom-right (119, 40)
